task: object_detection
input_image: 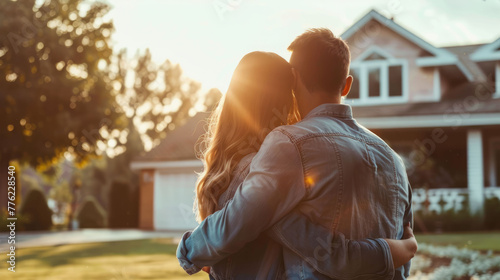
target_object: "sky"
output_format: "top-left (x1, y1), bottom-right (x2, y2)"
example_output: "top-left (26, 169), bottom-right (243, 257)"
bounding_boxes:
top-left (102, 0), bottom-right (500, 94)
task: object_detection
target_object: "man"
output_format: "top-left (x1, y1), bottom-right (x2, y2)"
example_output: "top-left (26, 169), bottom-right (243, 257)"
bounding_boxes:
top-left (178, 28), bottom-right (413, 279)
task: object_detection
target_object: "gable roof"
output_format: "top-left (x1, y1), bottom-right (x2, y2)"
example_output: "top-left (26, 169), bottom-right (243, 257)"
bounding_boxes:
top-left (134, 112), bottom-right (210, 162)
top-left (470, 37), bottom-right (500, 62)
top-left (341, 9), bottom-right (474, 81)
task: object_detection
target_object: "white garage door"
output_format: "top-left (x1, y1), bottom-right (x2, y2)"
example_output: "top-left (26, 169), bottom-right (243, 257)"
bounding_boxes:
top-left (154, 171), bottom-right (199, 230)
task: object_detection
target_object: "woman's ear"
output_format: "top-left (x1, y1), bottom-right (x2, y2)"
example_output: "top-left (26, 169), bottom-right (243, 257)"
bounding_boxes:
top-left (341, 75), bottom-right (353, 97)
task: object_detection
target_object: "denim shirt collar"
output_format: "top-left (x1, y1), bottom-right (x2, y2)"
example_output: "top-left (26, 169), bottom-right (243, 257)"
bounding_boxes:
top-left (304, 103), bottom-right (353, 120)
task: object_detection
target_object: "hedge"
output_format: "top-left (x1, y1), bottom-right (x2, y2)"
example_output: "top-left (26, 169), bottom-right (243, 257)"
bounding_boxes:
top-left (19, 188), bottom-right (53, 231)
top-left (76, 196), bottom-right (107, 228)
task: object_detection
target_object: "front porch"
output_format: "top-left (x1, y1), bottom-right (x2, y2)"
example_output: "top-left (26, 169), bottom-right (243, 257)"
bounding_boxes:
top-left (370, 125), bottom-right (500, 216)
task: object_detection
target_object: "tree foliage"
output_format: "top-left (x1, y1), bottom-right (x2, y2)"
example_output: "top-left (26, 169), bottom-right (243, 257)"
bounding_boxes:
top-left (112, 49), bottom-right (202, 153)
top-left (0, 0), bottom-right (122, 209)
top-left (1, 0), bottom-right (121, 163)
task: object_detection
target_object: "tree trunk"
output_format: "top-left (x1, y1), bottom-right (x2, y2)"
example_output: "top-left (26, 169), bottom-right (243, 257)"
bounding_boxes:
top-left (0, 154), bottom-right (11, 211)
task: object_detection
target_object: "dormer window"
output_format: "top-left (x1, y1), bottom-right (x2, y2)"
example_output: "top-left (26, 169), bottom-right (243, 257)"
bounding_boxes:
top-left (345, 47), bottom-right (408, 105)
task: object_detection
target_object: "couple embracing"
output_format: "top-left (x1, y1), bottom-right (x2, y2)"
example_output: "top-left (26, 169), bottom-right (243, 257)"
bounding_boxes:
top-left (177, 28), bottom-right (417, 280)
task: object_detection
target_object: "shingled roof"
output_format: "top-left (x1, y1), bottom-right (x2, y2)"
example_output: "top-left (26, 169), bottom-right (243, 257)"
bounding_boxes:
top-left (134, 112), bottom-right (211, 162)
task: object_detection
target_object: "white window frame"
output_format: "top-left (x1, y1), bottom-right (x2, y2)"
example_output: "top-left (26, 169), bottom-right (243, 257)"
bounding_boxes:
top-left (345, 48), bottom-right (409, 106)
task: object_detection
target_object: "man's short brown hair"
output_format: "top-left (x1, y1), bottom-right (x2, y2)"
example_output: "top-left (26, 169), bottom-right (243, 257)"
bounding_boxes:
top-left (288, 28), bottom-right (350, 94)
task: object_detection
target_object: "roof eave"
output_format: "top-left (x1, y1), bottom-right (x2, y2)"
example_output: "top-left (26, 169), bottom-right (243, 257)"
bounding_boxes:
top-left (470, 37), bottom-right (500, 62)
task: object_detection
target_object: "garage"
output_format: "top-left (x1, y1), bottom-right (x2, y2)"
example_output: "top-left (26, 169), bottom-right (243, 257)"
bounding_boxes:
top-left (154, 170), bottom-right (199, 230)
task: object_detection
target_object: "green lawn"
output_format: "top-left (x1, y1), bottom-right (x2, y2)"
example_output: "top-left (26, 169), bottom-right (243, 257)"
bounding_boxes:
top-left (1, 233), bottom-right (499, 279)
top-left (0, 238), bottom-right (207, 280)
top-left (415, 232), bottom-right (500, 251)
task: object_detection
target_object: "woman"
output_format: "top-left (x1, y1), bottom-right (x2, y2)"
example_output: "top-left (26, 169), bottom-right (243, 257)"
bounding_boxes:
top-left (183, 51), bottom-right (416, 279)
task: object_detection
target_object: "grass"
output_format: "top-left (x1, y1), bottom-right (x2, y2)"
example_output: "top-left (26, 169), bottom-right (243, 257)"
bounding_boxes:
top-left (1, 232), bottom-right (499, 279)
top-left (0, 238), bottom-right (207, 280)
top-left (415, 231), bottom-right (500, 252)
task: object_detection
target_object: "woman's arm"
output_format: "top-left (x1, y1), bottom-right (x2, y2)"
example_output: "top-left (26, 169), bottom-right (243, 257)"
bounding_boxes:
top-left (267, 209), bottom-right (418, 279)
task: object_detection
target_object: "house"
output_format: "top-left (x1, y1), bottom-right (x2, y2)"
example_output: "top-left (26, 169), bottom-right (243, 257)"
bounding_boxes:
top-left (132, 9), bottom-right (500, 231)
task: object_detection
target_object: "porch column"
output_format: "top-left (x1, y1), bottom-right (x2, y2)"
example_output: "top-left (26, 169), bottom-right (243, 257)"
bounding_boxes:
top-left (467, 129), bottom-right (484, 216)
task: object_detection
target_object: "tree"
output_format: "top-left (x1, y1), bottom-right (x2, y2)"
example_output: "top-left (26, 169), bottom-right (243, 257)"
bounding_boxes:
top-left (109, 48), bottom-right (222, 161)
top-left (0, 0), bottom-right (123, 210)
top-left (112, 49), bottom-right (202, 152)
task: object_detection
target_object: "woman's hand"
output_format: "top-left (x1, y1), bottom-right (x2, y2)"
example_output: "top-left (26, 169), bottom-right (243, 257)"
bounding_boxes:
top-left (384, 222), bottom-right (418, 268)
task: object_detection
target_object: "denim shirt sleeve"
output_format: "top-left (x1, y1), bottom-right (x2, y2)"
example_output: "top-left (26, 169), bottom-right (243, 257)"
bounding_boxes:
top-left (176, 130), bottom-right (307, 273)
top-left (176, 230), bottom-right (199, 275)
top-left (267, 208), bottom-right (395, 279)
top-left (401, 183), bottom-right (414, 278)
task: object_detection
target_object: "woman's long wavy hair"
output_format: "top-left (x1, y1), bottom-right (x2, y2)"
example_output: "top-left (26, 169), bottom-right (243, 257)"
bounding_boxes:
top-left (195, 51), bottom-right (300, 222)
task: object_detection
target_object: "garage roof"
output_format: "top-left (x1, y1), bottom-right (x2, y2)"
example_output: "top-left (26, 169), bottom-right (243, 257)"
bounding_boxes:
top-left (134, 112), bottom-right (210, 162)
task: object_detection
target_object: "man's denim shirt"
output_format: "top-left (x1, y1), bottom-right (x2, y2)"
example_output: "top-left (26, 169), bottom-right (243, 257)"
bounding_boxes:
top-left (177, 104), bottom-right (413, 279)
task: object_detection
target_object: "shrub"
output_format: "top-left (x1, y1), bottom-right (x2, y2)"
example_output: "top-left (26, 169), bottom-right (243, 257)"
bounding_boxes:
top-left (19, 188), bottom-right (53, 231)
top-left (108, 180), bottom-right (130, 228)
top-left (485, 197), bottom-right (500, 230)
top-left (76, 196), bottom-right (107, 228)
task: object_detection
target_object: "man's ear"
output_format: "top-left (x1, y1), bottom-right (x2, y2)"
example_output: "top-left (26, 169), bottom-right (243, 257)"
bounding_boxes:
top-left (341, 75), bottom-right (353, 97)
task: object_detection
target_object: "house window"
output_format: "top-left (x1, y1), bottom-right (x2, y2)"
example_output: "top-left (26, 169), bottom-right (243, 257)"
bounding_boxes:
top-left (389, 65), bottom-right (403, 97)
top-left (345, 49), bottom-right (408, 105)
top-left (368, 66), bottom-right (381, 97)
